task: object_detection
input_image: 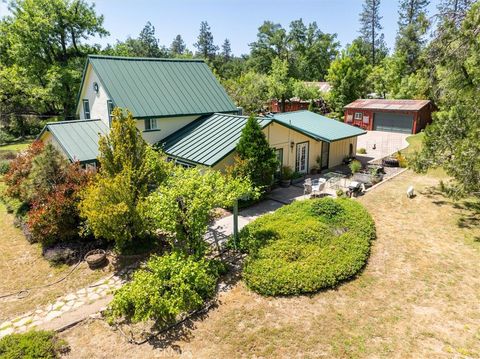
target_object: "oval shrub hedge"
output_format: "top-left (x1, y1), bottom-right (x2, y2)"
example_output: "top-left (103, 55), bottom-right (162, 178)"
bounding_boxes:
top-left (238, 198), bottom-right (375, 296)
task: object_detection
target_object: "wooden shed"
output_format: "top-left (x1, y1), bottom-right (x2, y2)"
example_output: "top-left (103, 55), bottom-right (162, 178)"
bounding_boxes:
top-left (344, 99), bottom-right (435, 134)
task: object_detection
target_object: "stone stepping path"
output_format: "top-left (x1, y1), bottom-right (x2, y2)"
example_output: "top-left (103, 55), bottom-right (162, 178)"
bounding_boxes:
top-left (0, 272), bottom-right (128, 338)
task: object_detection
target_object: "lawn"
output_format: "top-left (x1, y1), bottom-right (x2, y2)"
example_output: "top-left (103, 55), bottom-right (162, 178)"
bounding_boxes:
top-left (59, 170), bottom-right (480, 358)
top-left (0, 139), bottom-right (34, 153)
top-left (403, 132), bottom-right (424, 158)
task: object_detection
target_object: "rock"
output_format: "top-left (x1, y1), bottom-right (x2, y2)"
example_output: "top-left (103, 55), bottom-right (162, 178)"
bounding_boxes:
top-left (44, 311), bottom-right (62, 321)
top-left (64, 293), bottom-right (77, 301)
top-left (0, 321), bottom-right (12, 330)
top-left (0, 326), bottom-right (14, 338)
top-left (13, 317), bottom-right (32, 327)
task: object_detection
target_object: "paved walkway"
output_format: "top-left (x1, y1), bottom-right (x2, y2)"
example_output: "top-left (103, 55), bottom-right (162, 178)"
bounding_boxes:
top-left (0, 269), bottom-right (131, 338)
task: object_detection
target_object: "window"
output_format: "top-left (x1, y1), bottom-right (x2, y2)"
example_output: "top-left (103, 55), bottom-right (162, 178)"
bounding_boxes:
top-left (83, 99), bottom-right (90, 119)
top-left (354, 112), bottom-right (362, 120)
top-left (144, 118), bottom-right (159, 131)
top-left (107, 100), bottom-right (114, 127)
top-left (363, 115), bottom-right (370, 124)
top-left (346, 114), bottom-right (353, 122)
top-left (275, 148), bottom-right (283, 175)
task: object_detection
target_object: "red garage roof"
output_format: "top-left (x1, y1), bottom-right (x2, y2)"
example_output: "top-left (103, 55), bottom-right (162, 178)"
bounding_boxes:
top-left (345, 99), bottom-right (431, 111)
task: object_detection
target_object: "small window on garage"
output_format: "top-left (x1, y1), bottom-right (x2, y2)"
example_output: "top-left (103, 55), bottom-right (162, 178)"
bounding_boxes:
top-left (354, 112), bottom-right (362, 120)
top-left (363, 115), bottom-right (370, 124)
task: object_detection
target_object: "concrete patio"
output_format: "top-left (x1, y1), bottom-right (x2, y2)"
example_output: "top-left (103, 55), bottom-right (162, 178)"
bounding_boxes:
top-left (356, 130), bottom-right (410, 161)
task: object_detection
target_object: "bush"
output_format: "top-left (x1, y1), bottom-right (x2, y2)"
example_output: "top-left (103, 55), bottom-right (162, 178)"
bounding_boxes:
top-left (238, 198), bottom-right (375, 296)
top-left (357, 147), bottom-right (367, 154)
top-left (4, 140), bottom-right (44, 201)
top-left (0, 129), bottom-right (15, 144)
top-left (0, 330), bottom-right (68, 358)
top-left (349, 159), bottom-right (362, 174)
top-left (107, 252), bottom-right (220, 326)
top-left (396, 151), bottom-right (408, 168)
top-left (311, 197), bottom-right (344, 219)
top-left (0, 160), bottom-right (10, 175)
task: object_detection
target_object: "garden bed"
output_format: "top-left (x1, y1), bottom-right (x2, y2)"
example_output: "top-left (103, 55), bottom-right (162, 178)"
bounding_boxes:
top-left (237, 198), bottom-right (376, 296)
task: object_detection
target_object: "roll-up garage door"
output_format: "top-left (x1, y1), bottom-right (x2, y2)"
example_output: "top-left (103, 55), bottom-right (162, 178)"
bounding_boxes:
top-left (373, 112), bottom-right (413, 133)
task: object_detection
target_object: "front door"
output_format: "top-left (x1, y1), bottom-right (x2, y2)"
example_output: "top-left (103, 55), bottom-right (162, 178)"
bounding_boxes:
top-left (295, 142), bottom-right (309, 174)
top-left (321, 142), bottom-right (330, 169)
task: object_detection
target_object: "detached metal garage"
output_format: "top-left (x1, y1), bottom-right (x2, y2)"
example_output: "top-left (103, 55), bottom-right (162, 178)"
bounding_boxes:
top-left (373, 112), bottom-right (413, 133)
top-left (343, 99), bottom-right (435, 134)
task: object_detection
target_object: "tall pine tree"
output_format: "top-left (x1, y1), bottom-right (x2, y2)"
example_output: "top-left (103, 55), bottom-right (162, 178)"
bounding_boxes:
top-left (170, 34), bottom-right (186, 56)
top-left (194, 21), bottom-right (219, 59)
top-left (221, 39), bottom-right (232, 61)
top-left (395, 0), bottom-right (430, 74)
top-left (359, 0), bottom-right (387, 65)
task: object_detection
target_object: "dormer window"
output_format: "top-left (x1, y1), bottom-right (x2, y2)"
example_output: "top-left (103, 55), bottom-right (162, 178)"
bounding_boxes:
top-left (83, 99), bottom-right (90, 119)
top-left (144, 118), bottom-right (158, 131)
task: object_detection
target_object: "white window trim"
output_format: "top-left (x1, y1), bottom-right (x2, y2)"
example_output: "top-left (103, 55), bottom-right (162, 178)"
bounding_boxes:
top-left (144, 118), bottom-right (159, 131)
top-left (354, 112), bottom-right (362, 120)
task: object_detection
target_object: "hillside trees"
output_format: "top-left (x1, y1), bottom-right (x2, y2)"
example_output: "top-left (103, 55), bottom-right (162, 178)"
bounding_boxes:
top-left (0, 0), bottom-right (107, 122)
top-left (103, 21), bottom-right (168, 58)
top-left (326, 44), bottom-right (371, 116)
top-left (248, 19), bottom-right (339, 80)
top-left (412, 2), bottom-right (480, 197)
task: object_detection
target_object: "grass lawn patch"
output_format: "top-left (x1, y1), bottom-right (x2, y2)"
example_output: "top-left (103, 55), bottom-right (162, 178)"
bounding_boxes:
top-left (238, 198), bottom-right (375, 296)
top-left (0, 330), bottom-right (68, 358)
top-left (0, 139), bottom-right (34, 153)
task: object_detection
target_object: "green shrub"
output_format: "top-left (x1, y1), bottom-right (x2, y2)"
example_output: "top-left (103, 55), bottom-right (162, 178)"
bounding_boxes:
top-left (238, 198), bottom-right (375, 296)
top-left (357, 147), bottom-right (367, 154)
top-left (0, 160), bottom-right (10, 175)
top-left (349, 159), bottom-right (362, 174)
top-left (310, 197), bottom-right (344, 219)
top-left (336, 189), bottom-right (345, 197)
top-left (107, 252), bottom-right (220, 326)
top-left (0, 330), bottom-right (68, 358)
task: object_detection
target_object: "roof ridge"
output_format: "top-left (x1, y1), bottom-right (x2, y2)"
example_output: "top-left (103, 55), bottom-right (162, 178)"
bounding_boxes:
top-left (88, 54), bottom-right (205, 63)
top-left (46, 119), bottom-right (102, 125)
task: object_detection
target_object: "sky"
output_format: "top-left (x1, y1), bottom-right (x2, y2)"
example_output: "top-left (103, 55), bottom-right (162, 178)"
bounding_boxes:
top-left (0, 0), bottom-right (442, 55)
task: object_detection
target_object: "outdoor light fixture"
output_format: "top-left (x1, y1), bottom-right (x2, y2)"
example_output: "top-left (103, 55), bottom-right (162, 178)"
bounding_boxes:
top-left (290, 141), bottom-right (295, 149)
top-left (93, 82), bottom-right (99, 93)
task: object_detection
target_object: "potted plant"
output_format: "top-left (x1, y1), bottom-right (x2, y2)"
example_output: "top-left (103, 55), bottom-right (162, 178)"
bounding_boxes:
top-left (280, 166), bottom-right (293, 187)
top-left (369, 167), bottom-right (384, 185)
top-left (310, 165), bottom-right (319, 175)
top-left (291, 171), bottom-right (305, 184)
top-left (349, 159), bottom-right (362, 174)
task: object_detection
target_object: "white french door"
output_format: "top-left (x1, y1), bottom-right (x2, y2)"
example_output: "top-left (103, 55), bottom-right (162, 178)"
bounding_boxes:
top-left (295, 142), bottom-right (309, 174)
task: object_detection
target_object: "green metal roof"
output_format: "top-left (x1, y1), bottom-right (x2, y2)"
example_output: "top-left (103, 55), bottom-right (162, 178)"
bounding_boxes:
top-left (159, 113), bottom-right (272, 166)
top-left (85, 55), bottom-right (238, 118)
top-left (38, 119), bottom-right (109, 163)
top-left (269, 110), bottom-right (366, 142)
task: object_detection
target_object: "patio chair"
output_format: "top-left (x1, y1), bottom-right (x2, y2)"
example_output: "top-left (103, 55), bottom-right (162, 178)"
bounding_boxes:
top-left (303, 178), bottom-right (312, 195)
top-left (311, 178), bottom-right (326, 197)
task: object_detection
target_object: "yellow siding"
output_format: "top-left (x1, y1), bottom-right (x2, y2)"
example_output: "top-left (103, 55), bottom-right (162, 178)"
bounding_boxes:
top-left (38, 131), bottom-right (70, 160)
top-left (329, 137), bottom-right (357, 167)
top-left (212, 152), bottom-right (235, 172)
top-left (263, 122), bottom-right (322, 172)
top-left (136, 115), bottom-right (200, 145)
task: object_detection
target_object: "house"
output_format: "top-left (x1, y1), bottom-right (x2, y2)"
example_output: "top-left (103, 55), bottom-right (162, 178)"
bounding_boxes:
top-left (38, 55), bottom-right (365, 173)
top-left (344, 99), bottom-right (434, 134)
top-left (160, 111), bottom-right (365, 173)
top-left (269, 82), bottom-right (330, 114)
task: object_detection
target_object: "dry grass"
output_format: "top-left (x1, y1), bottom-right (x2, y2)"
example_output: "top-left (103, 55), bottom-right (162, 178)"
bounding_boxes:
top-left (60, 170), bottom-right (480, 358)
top-left (0, 186), bottom-right (111, 322)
